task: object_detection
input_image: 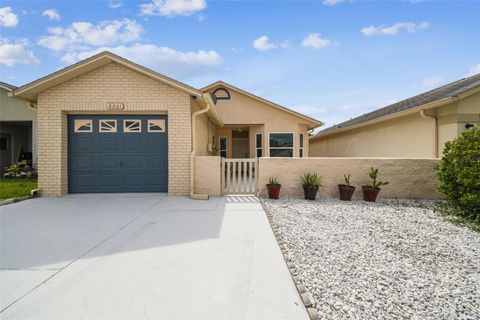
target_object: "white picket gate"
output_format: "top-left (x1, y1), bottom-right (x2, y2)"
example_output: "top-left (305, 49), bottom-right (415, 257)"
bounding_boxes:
top-left (222, 158), bottom-right (257, 195)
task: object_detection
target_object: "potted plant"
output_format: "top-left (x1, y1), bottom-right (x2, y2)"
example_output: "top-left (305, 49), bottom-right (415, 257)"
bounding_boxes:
top-left (301, 172), bottom-right (322, 200)
top-left (362, 167), bottom-right (389, 202)
top-left (338, 174), bottom-right (355, 201)
top-left (266, 177), bottom-right (281, 199)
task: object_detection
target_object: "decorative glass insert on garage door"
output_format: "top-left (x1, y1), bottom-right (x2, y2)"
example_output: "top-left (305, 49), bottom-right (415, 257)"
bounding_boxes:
top-left (68, 115), bottom-right (168, 193)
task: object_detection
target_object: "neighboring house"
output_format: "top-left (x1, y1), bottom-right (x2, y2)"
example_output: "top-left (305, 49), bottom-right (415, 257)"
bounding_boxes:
top-left (0, 82), bottom-right (37, 174)
top-left (9, 51), bottom-right (322, 196)
top-left (310, 74), bottom-right (480, 158)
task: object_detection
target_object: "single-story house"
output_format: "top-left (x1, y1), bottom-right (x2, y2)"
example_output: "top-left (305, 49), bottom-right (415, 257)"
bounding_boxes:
top-left (309, 74), bottom-right (480, 158)
top-left (0, 81), bottom-right (37, 174)
top-left (9, 51), bottom-right (322, 196)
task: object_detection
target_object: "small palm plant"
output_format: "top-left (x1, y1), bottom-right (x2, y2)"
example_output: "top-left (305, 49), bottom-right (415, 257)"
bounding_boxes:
top-left (301, 172), bottom-right (322, 200)
top-left (362, 167), bottom-right (389, 202)
top-left (339, 173), bottom-right (355, 201)
top-left (266, 177), bottom-right (281, 199)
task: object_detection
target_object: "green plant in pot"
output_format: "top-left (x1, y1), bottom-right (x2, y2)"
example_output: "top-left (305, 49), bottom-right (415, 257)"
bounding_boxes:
top-left (301, 172), bottom-right (322, 200)
top-left (362, 167), bottom-right (388, 202)
top-left (266, 177), bottom-right (281, 199)
top-left (338, 174), bottom-right (355, 201)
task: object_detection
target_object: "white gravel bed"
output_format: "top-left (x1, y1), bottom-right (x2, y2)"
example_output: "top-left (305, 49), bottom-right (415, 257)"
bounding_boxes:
top-left (262, 197), bottom-right (480, 320)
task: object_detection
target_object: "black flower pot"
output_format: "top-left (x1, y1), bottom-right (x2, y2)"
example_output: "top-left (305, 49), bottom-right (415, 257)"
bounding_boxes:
top-left (303, 185), bottom-right (319, 200)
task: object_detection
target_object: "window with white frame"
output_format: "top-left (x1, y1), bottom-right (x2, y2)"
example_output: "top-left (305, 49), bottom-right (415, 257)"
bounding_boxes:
top-left (269, 133), bottom-right (293, 157)
top-left (299, 133), bottom-right (304, 157)
top-left (74, 119), bottom-right (92, 133)
top-left (255, 133), bottom-right (263, 157)
top-left (99, 120), bottom-right (117, 133)
top-left (123, 119), bottom-right (141, 133)
top-left (219, 137), bottom-right (227, 158)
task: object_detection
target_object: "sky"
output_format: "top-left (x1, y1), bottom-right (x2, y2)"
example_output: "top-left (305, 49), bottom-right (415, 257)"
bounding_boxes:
top-left (1, 0), bottom-right (479, 129)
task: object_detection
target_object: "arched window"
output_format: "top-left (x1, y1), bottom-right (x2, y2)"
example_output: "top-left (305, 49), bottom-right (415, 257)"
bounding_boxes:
top-left (212, 87), bottom-right (231, 100)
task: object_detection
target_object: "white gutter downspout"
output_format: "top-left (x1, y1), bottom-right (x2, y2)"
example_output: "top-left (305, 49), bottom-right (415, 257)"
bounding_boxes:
top-left (420, 110), bottom-right (438, 158)
top-left (190, 93), bottom-right (213, 200)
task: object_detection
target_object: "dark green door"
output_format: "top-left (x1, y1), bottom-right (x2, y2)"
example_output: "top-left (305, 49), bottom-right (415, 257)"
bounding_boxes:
top-left (68, 115), bottom-right (168, 193)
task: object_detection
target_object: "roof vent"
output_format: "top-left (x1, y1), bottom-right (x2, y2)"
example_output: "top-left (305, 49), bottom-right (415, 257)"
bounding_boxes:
top-left (212, 87), bottom-right (231, 100)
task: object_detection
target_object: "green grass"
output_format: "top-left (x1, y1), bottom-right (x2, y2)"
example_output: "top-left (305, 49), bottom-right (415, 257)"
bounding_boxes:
top-left (0, 178), bottom-right (38, 200)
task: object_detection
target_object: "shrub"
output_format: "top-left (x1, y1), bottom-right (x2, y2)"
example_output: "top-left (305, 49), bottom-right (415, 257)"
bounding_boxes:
top-left (365, 167), bottom-right (388, 189)
top-left (437, 127), bottom-right (480, 221)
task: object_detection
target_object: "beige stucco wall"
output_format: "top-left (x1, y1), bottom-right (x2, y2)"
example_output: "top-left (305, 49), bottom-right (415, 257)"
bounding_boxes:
top-left (0, 88), bottom-right (37, 162)
top-left (194, 156), bottom-right (221, 196)
top-left (310, 92), bottom-right (480, 158)
top-left (207, 86), bottom-right (311, 157)
top-left (258, 157), bottom-right (441, 199)
top-left (310, 112), bottom-right (436, 158)
top-left (37, 62), bottom-right (192, 196)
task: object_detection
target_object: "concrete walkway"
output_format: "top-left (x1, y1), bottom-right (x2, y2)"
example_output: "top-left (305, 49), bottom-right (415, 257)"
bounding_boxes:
top-left (0, 194), bottom-right (307, 319)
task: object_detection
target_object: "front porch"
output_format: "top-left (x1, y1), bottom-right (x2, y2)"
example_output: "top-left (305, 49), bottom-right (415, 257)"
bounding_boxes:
top-left (215, 125), bottom-right (264, 159)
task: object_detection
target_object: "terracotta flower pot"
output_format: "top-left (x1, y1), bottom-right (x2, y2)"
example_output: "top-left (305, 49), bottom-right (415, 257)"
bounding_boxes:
top-left (362, 186), bottom-right (381, 202)
top-left (338, 184), bottom-right (356, 201)
top-left (266, 185), bottom-right (281, 199)
top-left (303, 185), bottom-right (319, 200)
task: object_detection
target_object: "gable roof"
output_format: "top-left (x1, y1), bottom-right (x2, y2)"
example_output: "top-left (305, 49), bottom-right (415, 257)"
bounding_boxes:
top-left (202, 81), bottom-right (323, 129)
top-left (0, 81), bottom-right (17, 91)
top-left (312, 73), bottom-right (480, 139)
top-left (9, 51), bottom-right (204, 101)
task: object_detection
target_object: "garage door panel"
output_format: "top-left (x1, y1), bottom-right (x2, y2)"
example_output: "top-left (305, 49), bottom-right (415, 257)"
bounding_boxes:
top-left (97, 136), bottom-right (120, 151)
top-left (123, 154), bottom-right (144, 168)
top-left (147, 154), bottom-right (167, 168)
top-left (72, 155), bottom-right (95, 170)
top-left (75, 137), bottom-right (94, 151)
top-left (68, 115), bottom-right (168, 193)
top-left (97, 173), bottom-right (121, 187)
top-left (123, 136), bottom-right (144, 151)
top-left (99, 155), bottom-right (120, 169)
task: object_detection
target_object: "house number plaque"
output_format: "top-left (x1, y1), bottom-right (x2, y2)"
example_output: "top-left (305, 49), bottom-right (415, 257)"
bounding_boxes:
top-left (106, 102), bottom-right (125, 111)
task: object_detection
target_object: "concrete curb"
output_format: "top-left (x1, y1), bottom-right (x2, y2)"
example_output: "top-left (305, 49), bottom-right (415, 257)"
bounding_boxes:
top-left (260, 199), bottom-right (319, 320)
top-left (0, 189), bottom-right (38, 206)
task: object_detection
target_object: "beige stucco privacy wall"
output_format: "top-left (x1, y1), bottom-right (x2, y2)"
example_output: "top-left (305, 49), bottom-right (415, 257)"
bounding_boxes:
top-left (194, 156), bottom-right (221, 196)
top-left (258, 157), bottom-right (441, 199)
top-left (37, 62), bottom-right (192, 196)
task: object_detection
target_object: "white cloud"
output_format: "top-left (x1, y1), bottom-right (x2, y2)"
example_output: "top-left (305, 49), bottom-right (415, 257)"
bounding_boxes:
top-left (0, 7), bottom-right (19, 27)
top-left (140, 0), bottom-right (206, 17)
top-left (323, 0), bottom-right (344, 6)
top-left (0, 39), bottom-right (40, 66)
top-left (361, 21), bottom-right (429, 36)
top-left (293, 104), bottom-right (327, 116)
top-left (252, 36), bottom-right (287, 52)
top-left (109, 1), bottom-right (123, 9)
top-left (42, 8), bottom-right (60, 20)
top-left (421, 75), bottom-right (443, 88)
top-left (466, 63), bottom-right (480, 77)
top-left (38, 19), bottom-right (142, 51)
top-left (301, 33), bottom-right (332, 49)
top-left (61, 44), bottom-right (223, 79)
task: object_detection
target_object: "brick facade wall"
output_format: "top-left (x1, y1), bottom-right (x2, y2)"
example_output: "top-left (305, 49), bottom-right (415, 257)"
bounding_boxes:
top-left (37, 62), bottom-right (192, 196)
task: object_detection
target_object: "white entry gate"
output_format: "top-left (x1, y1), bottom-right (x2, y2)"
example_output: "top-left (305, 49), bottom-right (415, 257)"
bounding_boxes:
top-left (222, 158), bottom-right (257, 195)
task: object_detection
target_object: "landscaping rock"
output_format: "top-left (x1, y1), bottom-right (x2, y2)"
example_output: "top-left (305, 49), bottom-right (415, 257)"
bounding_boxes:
top-left (262, 197), bottom-right (480, 320)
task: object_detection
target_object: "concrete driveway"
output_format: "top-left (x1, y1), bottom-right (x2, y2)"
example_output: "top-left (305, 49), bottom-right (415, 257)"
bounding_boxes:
top-left (0, 194), bottom-right (307, 319)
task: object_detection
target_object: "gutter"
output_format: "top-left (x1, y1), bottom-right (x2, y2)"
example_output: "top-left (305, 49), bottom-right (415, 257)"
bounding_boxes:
top-left (420, 110), bottom-right (438, 158)
top-left (190, 93), bottom-right (215, 200)
top-left (311, 96), bottom-right (457, 140)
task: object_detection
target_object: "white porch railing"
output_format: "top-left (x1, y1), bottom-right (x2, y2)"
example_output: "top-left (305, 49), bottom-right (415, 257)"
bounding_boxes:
top-left (222, 158), bottom-right (257, 195)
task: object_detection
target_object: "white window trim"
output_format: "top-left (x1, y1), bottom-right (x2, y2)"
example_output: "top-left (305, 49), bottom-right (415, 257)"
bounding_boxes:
top-left (255, 133), bottom-right (263, 158)
top-left (74, 119), bottom-right (93, 133)
top-left (123, 119), bottom-right (142, 133)
top-left (299, 133), bottom-right (304, 158)
top-left (147, 119), bottom-right (166, 133)
top-left (268, 132), bottom-right (295, 157)
top-left (99, 119), bottom-right (117, 133)
top-left (219, 136), bottom-right (227, 158)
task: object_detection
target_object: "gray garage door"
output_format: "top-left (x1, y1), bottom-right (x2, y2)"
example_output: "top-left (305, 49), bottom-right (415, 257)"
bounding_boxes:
top-left (68, 115), bottom-right (168, 193)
